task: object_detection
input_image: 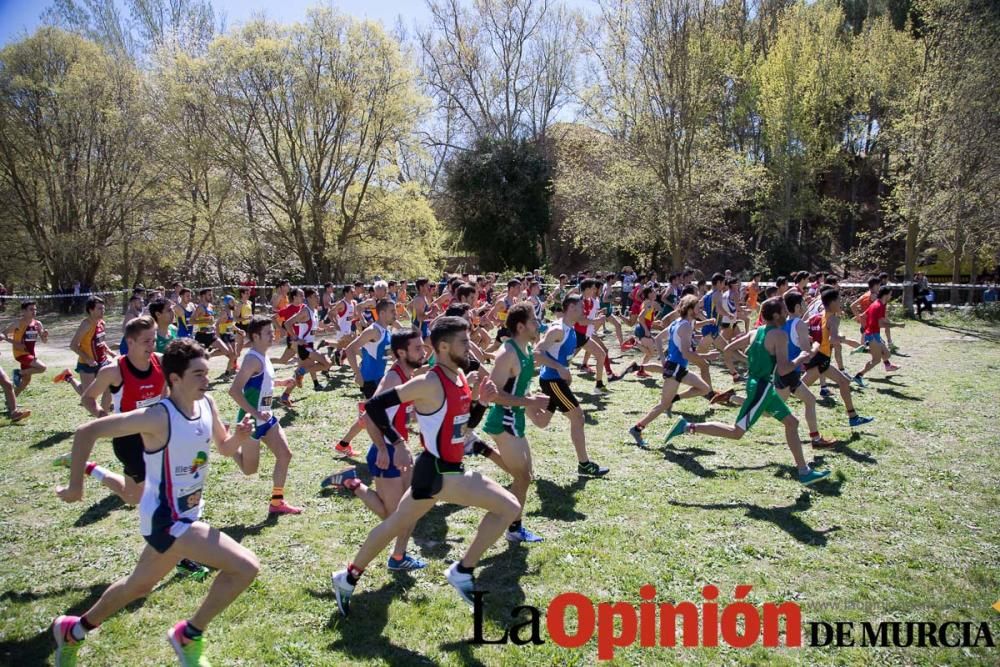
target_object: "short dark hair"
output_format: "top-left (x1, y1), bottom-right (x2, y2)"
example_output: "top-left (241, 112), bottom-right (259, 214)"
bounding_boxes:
top-left (775, 276), bottom-right (787, 288)
top-left (711, 273), bottom-right (725, 286)
top-left (445, 303), bottom-right (471, 317)
top-left (783, 291), bottom-right (803, 313)
top-left (86, 296), bottom-right (104, 313)
top-left (868, 277), bottom-right (881, 289)
top-left (342, 285), bottom-right (354, 296)
top-left (415, 278), bottom-right (429, 290)
top-left (821, 289), bottom-right (840, 309)
top-left (148, 298), bottom-right (169, 319)
top-left (507, 279), bottom-right (521, 290)
top-left (506, 302), bottom-right (534, 335)
top-left (752, 272), bottom-right (762, 280)
top-left (179, 288), bottom-right (192, 297)
top-left (430, 316), bottom-right (469, 350)
top-left (681, 285), bottom-right (697, 296)
top-left (456, 284), bottom-right (476, 302)
top-left (245, 315), bottom-right (272, 340)
top-left (761, 297), bottom-right (785, 323)
top-left (124, 315), bottom-right (155, 340)
top-left (20, 300), bottom-right (35, 311)
top-left (877, 286), bottom-right (892, 299)
top-left (764, 286), bottom-right (778, 298)
top-left (162, 338), bottom-right (208, 387)
top-left (562, 294), bottom-right (582, 312)
top-left (795, 271), bottom-right (809, 283)
top-left (390, 330), bottom-right (421, 358)
top-left (375, 299), bottom-right (394, 317)
top-left (199, 288), bottom-right (212, 297)
top-left (304, 288), bottom-right (317, 299)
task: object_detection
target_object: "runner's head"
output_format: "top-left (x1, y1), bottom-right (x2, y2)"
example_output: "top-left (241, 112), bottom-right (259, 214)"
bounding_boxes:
top-left (342, 284), bottom-right (354, 299)
top-left (877, 286), bottom-right (892, 303)
top-left (375, 299), bottom-right (396, 326)
top-left (278, 279), bottom-right (290, 294)
top-left (390, 330), bottom-right (424, 369)
top-left (304, 288), bottom-right (319, 307)
top-left (456, 284), bottom-right (476, 305)
top-left (507, 279), bottom-right (521, 297)
top-left (199, 288), bottom-right (213, 303)
top-left (179, 288), bottom-right (192, 304)
top-left (245, 315), bottom-right (274, 347)
top-left (506, 302), bottom-right (538, 342)
top-left (562, 295), bottom-right (583, 323)
top-left (822, 288), bottom-right (841, 314)
top-left (726, 277), bottom-right (740, 292)
top-left (415, 277), bottom-right (430, 296)
top-left (162, 338), bottom-right (210, 396)
top-left (289, 288), bottom-right (304, 304)
top-left (783, 291), bottom-right (804, 317)
top-left (752, 272), bottom-right (762, 282)
top-left (868, 276), bottom-right (880, 291)
top-left (148, 298), bottom-right (174, 326)
top-left (775, 276), bottom-right (788, 293)
top-left (373, 280), bottom-right (388, 299)
top-left (238, 287), bottom-right (250, 300)
top-left (430, 316), bottom-right (471, 371)
top-left (711, 272), bottom-right (725, 288)
top-left (85, 296), bottom-right (105, 318)
top-left (794, 271), bottom-right (809, 288)
top-left (761, 297), bottom-right (786, 325)
top-left (19, 300), bottom-right (36, 318)
top-left (124, 315), bottom-right (156, 357)
top-left (678, 294), bottom-right (699, 319)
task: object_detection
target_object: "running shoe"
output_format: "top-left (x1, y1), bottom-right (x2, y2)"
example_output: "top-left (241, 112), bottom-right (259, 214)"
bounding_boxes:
top-left (577, 460), bottom-right (609, 477)
top-left (850, 345), bottom-right (868, 355)
top-left (635, 369), bottom-right (650, 378)
top-left (811, 436), bottom-right (837, 448)
top-left (330, 570), bottom-right (354, 616)
top-left (889, 343), bottom-right (899, 354)
top-left (334, 442), bottom-right (356, 457)
top-left (664, 417), bottom-right (689, 443)
top-left (320, 467), bottom-right (358, 490)
top-left (52, 369), bottom-right (73, 384)
top-left (268, 500), bottom-right (303, 515)
top-left (580, 364), bottom-right (594, 373)
top-left (277, 395), bottom-right (294, 408)
top-left (621, 339), bottom-right (637, 351)
top-left (444, 562), bottom-right (476, 606)
top-left (52, 615), bottom-right (83, 667)
top-left (12, 368), bottom-right (21, 388)
top-left (628, 425), bottom-right (648, 448)
top-left (709, 388), bottom-right (735, 405)
top-left (9, 409), bottom-right (30, 422)
top-left (593, 383), bottom-right (609, 394)
top-left (798, 468), bottom-right (831, 486)
top-left (819, 386), bottom-right (833, 398)
top-left (506, 526), bottom-right (544, 543)
top-left (167, 620), bottom-right (210, 667)
top-left (852, 375), bottom-right (867, 388)
top-left (883, 363), bottom-right (901, 372)
top-left (848, 414), bottom-right (874, 428)
top-left (53, 452), bottom-right (72, 469)
top-left (387, 553), bottom-right (428, 571)
top-left (313, 381), bottom-right (323, 392)
top-left (463, 431), bottom-right (488, 456)
top-left (176, 559), bottom-right (210, 581)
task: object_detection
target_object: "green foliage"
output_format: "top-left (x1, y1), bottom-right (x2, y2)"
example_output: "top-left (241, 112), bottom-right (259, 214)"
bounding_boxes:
top-left (445, 137), bottom-right (552, 271)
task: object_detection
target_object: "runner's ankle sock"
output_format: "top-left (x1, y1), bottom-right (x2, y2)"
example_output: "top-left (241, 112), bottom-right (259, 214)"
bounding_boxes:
top-left (633, 424), bottom-right (643, 432)
top-left (337, 440), bottom-right (350, 449)
top-left (456, 562), bottom-right (474, 575)
top-left (270, 487), bottom-right (284, 506)
top-left (344, 478), bottom-right (361, 492)
top-left (809, 431), bottom-right (820, 442)
top-left (509, 519), bottom-right (522, 533)
top-left (468, 402), bottom-right (487, 429)
top-left (704, 390), bottom-right (716, 401)
top-left (72, 615), bottom-right (98, 641)
top-left (347, 563), bottom-right (364, 585)
top-left (182, 620), bottom-right (203, 641)
top-left (84, 462), bottom-right (108, 482)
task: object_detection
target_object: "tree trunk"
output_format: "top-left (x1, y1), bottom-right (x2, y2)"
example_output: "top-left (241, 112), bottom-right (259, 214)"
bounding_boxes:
top-left (903, 215), bottom-right (917, 317)
top-left (968, 253), bottom-right (978, 305)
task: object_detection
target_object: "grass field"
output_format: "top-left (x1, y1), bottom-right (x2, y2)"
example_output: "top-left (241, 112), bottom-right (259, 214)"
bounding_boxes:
top-left (0, 311), bottom-right (998, 666)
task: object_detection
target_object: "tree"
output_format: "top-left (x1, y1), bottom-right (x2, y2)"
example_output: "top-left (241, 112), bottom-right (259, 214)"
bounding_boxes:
top-left (445, 137), bottom-right (551, 271)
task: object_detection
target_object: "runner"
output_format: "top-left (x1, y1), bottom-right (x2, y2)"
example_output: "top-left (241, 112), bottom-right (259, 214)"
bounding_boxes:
top-left (485, 279), bottom-right (521, 353)
top-left (0, 325), bottom-right (31, 422)
top-left (409, 278), bottom-right (434, 341)
top-left (228, 316), bottom-right (303, 515)
top-left (533, 295), bottom-right (610, 477)
top-left (172, 289), bottom-right (196, 339)
top-left (664, 297), bottom-right (832, 486)
top-left (5, 301), bottom-right (49, 396)
top-left (326, 284), bottom-right (357, 366)
top-left (333, 300), bottom-right (397, 456)
top-left (216, 295), bottom-right (239, 376)
top-left (853, 286), bottom-right (904, 387)
top-left (282, 288), bottom-right (333, 392)
top-left (273, 288), bottom-right (305, 369)
top-left (330, 316), bottom-right (520, 615)
top-left (118, 293), bottom-right (144, 354)
top-left (52, 339), bottom-right (260, 667)
top-left (148, 298), bottom-right (177, 354)
top-left (321, 329), bottom-right (429, 571)
top-left (54, 296), bottom-right (115, 411)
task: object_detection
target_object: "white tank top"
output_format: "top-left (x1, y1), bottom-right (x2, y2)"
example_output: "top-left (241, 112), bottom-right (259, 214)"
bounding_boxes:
top-left (337, 300), bottom-right (354, 334)
top-left (296, 306), bottom-right (317, 343)
top-left (139, 397), bottom-right (213, 538)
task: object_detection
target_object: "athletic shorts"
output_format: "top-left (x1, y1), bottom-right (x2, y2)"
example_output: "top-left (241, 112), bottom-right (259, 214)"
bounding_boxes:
top-left (76, 360), bottom-right (109, 376)
top-left (863, 333), bottom-right (883, 346)
top-left (634, 325), bottom-right (647, 340)
top-left (14, 354), bottom-right (35, 370)
top-left (297, 343), bottom-right (313, 361)
top-left (720, 322), bottom-right (733, 329)
top-left (735, 378), bottom-right (791, 431)
top-left (804, 353), bottom-right (831, 374)
top-left (663, 361), bottom-right (688, 382)
top-left (575, 333), bottom-right (589, 350)
top-left (483, 405), bottom-right (525, 438)
top-left (361, 379), bottom-right (380, 399)
top-left (773, 368), bottom-right (802, 392)
top-left (495, 327), bottom-right (511, 343)
top-left (112, 434), bottom-right (145, 483)
top-left (142, 518), bottom-right (193, 554)
top-left (195, 332), bottom-right (217, 347)
top-left (410, 451), bottom-right (464, 500)
top-left (701, 325), bottom-right (720, 338)
top-left (539, 377), bottom-right (579, 413)
top-left (220, 333), bottom-right (235, 345)
top-left (366, 442), bottom-right (403, 479)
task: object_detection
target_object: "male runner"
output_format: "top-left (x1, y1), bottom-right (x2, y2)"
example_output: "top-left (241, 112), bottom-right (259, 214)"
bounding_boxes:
top-left (55, 296), bottom-right (115, 411)
top-left (330, 317), bottom-right (520, 614)
top-left (283, 288), bottom-right (333, 391)
top-left (664, 297), bottom-right (832, 486)
top-left (853, 286), bottom-right (903, 387)
top-left (6, 301), bottom-right (49, 395)
top-left (52, 339), bottom-right (260, 667)
top-left (148, 298), bottom-right (177, 354)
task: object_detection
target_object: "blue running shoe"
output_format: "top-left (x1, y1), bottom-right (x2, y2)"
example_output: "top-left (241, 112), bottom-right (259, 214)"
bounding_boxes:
top-left (664, 417), bottom-right (689, 443)
top-left (628, 425), bottom-right (648, 448)
top-left (506, 526), bottom-right (544, 543)
top-left (799, 468), bottom-right (831, 486)
top-left (321, 467), bottom-right (358, 490)
top-left (849, 414), bottom-right (874, 427)
top-left (12, 369), bottom-right (21, 388)
top-left (819, 386), bottom-right (832, 398)
top-left (387, 553), bottom-right (428, 571)
top-left (852, 375), bottom-right (867, 388)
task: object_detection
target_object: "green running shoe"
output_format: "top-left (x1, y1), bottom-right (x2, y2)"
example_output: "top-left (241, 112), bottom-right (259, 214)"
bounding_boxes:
top-left (664, 417), bottom-right (689, 443)
top-left (167, 621), bottom-right (212, 666)
top-left (53, 452), bottom-right (72, 469)
top-left (176, 559), bottom-right (210, 582)
top-left (52, 615), bottom-right (84, 667)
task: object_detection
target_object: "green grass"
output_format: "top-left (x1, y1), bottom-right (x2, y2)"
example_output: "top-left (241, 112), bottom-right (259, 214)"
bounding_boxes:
top-left (1, 317), bottom-right (998, 666)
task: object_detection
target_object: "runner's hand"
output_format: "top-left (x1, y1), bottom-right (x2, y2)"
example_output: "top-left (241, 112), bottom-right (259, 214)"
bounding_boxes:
top-left (392, 444), bottom-right (412, 472)
top-left (558, 367), bottom-right (572, 383)
top-left (527, 394), bottom-right (549, 411)
top-left (375, 445), bottom-right (390, 471)
top-left (235, 415), bottom-right (254, 438)
top-left (479, 376), bottom-right (498, 404)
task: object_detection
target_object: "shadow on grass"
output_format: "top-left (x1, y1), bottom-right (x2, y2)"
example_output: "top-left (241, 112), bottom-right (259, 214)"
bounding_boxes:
top-left (73, 494), bottom-right (127, 527)
top-left (221, 514), bottom-right (279, 543)
top-left (530, 476), bottom-right (595, 522)
top-left (924, 320), bottom-right (1000, 344)
top-left (317, 577), bottom-right (438, 666)
top-left (866, 377), bottom-right (907, 387)
top-left (29, 431), bottom-right (73, 449)
top-left (0, 583), bottom-right (148, 665)
top-left (834, 435), bottom-right (879, 465)
top-left (278, 410), bottom-right (299, 428)
top-left (874, 387), bottom-right (921, 402)
top-left (412, 503), bottom-right (467, 561)
top-left (659, 443), bottom-right (719, 478)
top-left (669, 492), bottom-right (842, 546)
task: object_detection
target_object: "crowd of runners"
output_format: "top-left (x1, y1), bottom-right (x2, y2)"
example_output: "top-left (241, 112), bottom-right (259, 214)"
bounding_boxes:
top-left (1, 268), bottom-right (908, 666)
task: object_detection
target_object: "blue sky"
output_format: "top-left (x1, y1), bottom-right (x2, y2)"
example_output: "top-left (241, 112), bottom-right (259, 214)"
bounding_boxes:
top-left (0, 0), bottom-right (595, 47)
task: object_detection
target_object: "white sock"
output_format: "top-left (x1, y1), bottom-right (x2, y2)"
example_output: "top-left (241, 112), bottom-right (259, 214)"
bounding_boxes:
top-left (89, 465), bottom-right (108, 482)
top-left (71, 621), bottom-right (87, 641)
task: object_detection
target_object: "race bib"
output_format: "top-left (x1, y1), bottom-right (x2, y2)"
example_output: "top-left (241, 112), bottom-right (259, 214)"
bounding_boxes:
top-left (450, 413), bottom-right (470, 444)
top-left (136, 397), bottom-right (160, 408)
